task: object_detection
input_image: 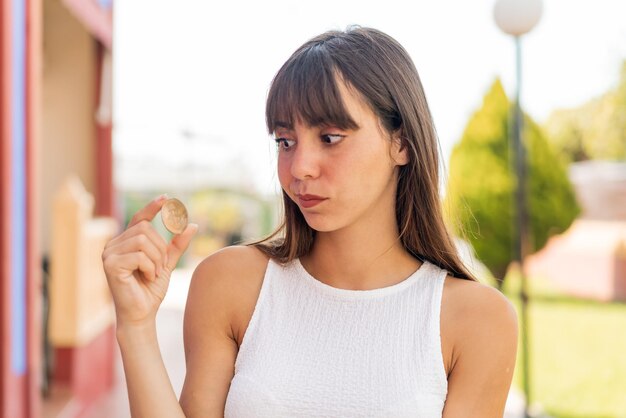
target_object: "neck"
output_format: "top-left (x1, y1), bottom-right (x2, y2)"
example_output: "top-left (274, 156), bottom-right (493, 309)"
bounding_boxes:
top-left (302, 213), bottom-right (419, 291)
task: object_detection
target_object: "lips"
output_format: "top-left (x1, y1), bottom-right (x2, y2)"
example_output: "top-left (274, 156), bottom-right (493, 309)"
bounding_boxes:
top-left (296, 194), bottom-right (328, 208)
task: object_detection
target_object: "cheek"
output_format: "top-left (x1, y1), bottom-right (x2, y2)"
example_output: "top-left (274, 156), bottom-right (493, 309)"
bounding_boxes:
top-left (277, 157), bottom-right (291, 189)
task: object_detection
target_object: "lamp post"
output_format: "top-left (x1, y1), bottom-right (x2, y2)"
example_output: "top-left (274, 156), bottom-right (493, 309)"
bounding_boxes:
top-left (493, 0), bottom-right (543, 417)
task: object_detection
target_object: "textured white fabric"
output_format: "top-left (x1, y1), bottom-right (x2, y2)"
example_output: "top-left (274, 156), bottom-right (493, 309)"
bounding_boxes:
top-left (224, 258), bottom-right (449, 418)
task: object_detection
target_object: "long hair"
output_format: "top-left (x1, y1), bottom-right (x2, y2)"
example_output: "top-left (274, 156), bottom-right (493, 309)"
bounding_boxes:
top-left (251, 26), bottom-right (476, 281)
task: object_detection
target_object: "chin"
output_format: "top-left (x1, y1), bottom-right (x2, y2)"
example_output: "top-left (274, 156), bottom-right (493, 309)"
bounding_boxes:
top-left (302, 213), bottom-right (334, 232)
top-left (300, 213), bottom-right (342, 233)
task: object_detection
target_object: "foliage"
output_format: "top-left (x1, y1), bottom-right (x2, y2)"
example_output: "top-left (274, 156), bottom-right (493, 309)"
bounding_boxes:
top-left (545, 60), bottom-right (626, 163)
top-left (445, 79), bottom-right (580, 282)
top-left (503, 271), bottom-right (626, 418)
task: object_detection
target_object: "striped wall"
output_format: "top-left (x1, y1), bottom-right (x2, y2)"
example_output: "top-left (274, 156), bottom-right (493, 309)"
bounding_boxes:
top-left (1, 0), bottom-right (41, 416)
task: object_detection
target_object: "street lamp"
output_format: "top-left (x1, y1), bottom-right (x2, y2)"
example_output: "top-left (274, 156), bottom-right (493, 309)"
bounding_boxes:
top-left (493, 0), bottom-right (543, 417)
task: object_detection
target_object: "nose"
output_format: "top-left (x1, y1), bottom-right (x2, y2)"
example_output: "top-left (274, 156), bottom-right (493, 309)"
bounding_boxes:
top-left (289, 137), bottom-right (321, 180)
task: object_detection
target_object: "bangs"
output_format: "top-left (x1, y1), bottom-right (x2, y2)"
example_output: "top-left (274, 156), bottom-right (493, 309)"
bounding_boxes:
top-left (266, 44), bottom-right (359, 133)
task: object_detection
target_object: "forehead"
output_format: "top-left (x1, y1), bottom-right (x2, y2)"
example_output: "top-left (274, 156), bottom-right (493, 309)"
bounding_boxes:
top-left (270, 77), bottom-right (375, 133)
top-left (335, 82), bottom-right (375, 124)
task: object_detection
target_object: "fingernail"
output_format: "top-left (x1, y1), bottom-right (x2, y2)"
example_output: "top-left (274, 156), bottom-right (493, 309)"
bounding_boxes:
top-left (189, 223), bottom-right (199, 232)
top-left (156, 193), bottom-right (168, 202)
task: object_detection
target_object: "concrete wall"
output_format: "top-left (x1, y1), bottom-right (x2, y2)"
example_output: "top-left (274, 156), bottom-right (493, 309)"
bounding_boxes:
top-left (569, 161), bottom-right (626, 221)
top-left (526, 219), bottom-right (626, 301)
top-left (40, 0), bottom-right (97, 255)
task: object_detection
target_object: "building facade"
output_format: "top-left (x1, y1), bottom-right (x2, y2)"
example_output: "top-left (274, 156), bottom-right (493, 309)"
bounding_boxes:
top-left (1, 0), bottom-right (114, 416)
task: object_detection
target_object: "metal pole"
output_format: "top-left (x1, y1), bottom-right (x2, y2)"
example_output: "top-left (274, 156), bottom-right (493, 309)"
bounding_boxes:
top-left (513, 35), bottom-right (532, 418)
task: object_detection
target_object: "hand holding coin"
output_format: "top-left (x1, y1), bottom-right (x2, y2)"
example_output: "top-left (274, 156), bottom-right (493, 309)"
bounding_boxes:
top-left (101, 194), bottom-right (198, 327)
top-left (161, 198), bottom-right (189, 234)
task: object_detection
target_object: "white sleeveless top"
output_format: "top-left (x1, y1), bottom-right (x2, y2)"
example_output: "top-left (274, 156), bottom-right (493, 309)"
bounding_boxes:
top-left (224, 258), bottom-right (449, 417)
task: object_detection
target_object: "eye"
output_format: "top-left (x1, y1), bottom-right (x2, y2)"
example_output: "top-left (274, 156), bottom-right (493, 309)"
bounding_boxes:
top-left (321, 134), bottom-right (344, 145)
top-left (274, 137), bottom-right (296, 151)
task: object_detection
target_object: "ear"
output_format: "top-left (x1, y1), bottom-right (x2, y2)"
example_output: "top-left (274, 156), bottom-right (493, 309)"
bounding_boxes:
top-left (390, 131), bottom-right (409, 166)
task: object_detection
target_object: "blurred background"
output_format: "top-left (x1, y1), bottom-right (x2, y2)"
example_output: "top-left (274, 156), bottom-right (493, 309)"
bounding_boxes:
top-left (1, 0), bottom-right (625, 417)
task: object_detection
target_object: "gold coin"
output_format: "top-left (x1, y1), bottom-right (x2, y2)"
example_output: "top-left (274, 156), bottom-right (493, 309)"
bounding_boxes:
top-left (161, 198), bottom-right (188, 234)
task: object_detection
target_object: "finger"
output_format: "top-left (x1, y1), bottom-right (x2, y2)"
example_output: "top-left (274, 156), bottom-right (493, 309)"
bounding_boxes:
top-left (104, 220), bottom-right (168, 266)
top-left (124, 220), bottom-right (168, 265)
top-left (127, 194), bottom-right (169, 229)
top-left (110, 251), bottom-right (157, 282)
top-left (103, 234), bottom-right (165, 277)
top-left (166, 223), bottom-right (199, 271)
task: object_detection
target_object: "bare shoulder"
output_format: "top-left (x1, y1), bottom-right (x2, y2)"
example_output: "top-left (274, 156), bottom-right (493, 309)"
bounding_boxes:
top-left (442, 275), bottom-right (518, 329)
top-left (440, 275), bottom-right (519, 374)
top-left (191, 244), bottom-right (270, 287)
top-left (179, 245), bottom-right (270, 416)
top-left (440, 275), bottom-right (519, 417)
top-left (186, 245), bottom-right (270, 340)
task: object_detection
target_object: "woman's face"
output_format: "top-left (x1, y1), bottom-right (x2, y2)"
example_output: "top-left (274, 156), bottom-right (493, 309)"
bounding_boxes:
top-left (274, 82), bottom-right (408, 233)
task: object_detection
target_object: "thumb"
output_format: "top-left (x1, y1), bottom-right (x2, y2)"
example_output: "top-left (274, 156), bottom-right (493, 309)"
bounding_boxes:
top-left (166, 223), bottom-right (199, 271)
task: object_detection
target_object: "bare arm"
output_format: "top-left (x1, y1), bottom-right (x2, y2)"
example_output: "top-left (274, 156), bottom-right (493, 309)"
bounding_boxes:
top-left (117, 319), bottom-right (186, 418)
top-left (102, 196), bottom-right (197, 418)
top-left (442, 281), bottom-right (519, 417)
top-left (179, 246), bottom-right (268, 416)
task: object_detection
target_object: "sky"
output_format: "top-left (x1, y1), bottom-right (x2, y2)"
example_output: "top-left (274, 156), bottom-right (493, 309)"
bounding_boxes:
top-left (113, 0), bottom-right (626, 196)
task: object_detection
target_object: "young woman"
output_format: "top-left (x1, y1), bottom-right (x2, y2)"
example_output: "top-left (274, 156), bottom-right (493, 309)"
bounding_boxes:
top-left (102, 26), bottom-right (518, 417)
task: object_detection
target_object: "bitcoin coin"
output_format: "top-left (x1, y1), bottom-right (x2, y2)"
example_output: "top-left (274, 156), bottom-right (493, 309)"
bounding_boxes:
top-left (161, 198), bottom-right (188, 234)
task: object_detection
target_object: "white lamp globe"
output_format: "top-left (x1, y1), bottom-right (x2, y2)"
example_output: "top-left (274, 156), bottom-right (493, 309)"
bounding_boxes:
top-left (494, 0), bottom-right (543, 36)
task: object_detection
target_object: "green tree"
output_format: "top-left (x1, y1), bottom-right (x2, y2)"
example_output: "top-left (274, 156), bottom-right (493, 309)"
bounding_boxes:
top-left (445, 79), bottom-right (580, 285)
top-left (545, 60), bottom-right (626, 162)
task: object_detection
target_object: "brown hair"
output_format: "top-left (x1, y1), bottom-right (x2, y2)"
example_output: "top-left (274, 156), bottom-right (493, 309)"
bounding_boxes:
top-left (251, 26), bottom-right (476, 281)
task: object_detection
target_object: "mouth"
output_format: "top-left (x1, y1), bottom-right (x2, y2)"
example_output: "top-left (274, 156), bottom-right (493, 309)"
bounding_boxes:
top-left (296, 194), bottom-right (328, 209)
